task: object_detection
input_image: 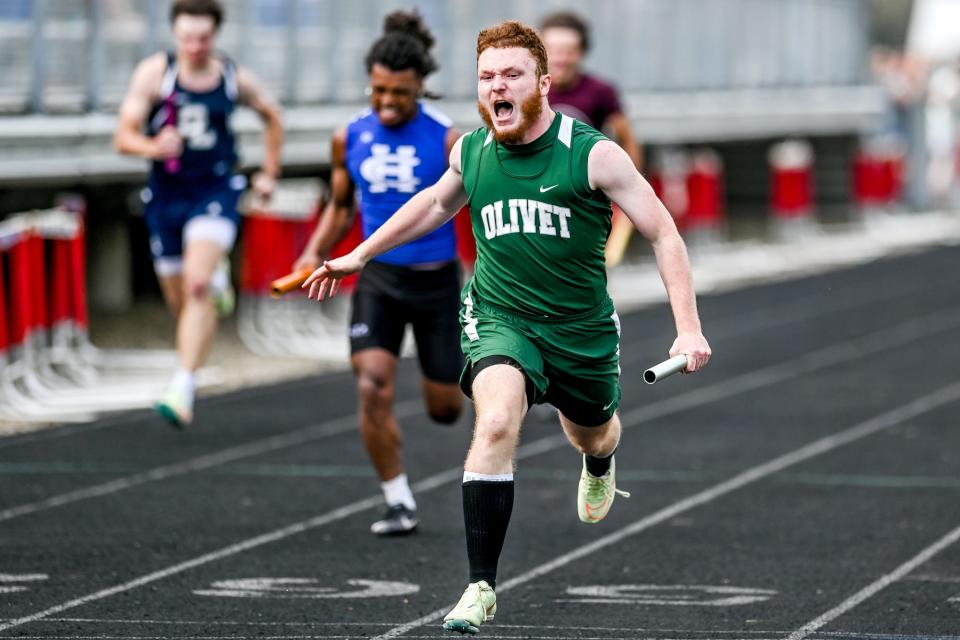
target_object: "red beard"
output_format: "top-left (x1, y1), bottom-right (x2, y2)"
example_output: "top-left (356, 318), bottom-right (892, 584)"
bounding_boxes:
top-left (477, 91), bottom-right (544, 145)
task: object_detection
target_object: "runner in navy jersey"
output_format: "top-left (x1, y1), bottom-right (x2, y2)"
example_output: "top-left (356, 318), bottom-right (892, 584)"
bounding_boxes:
top-left (115, 0), bottom-right (283, 429)
top-left (294, 10), bottom-right (463, 536)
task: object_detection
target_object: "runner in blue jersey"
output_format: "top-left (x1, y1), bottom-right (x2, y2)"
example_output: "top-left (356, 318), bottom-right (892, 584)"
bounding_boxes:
top-left (294, 10), bottom-right (463, 536)
top-left (114, 0), bottom-right (284, 429)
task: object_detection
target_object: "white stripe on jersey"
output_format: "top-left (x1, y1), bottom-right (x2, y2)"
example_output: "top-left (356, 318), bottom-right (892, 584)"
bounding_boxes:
top-left (558, 114), bottom-right (573, 148)
top-left (420, 103), bottom-right (453, 127)
top-left (348, 107), bottom-right (375, 125)
top-left (159, 59), bottom-right (177, 100)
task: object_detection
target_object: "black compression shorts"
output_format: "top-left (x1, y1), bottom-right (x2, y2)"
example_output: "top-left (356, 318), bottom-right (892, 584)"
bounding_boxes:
top-left (349, 260), bottom-right (463, 384)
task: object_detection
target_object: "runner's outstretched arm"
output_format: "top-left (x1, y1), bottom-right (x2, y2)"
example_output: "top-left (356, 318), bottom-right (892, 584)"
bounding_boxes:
top-left (589, 139), bottom-right (711, 373)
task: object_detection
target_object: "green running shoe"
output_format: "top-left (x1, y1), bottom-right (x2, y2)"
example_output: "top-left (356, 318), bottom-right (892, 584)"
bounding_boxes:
top-left (442, 580), bottom-right (496, 635)
top-left (154, 387), bottom-right (193, 429)
top-left (577, 455), bottom-right (630, 524)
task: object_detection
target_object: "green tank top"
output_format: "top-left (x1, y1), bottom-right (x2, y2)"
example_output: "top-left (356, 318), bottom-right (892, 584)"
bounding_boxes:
top-left (461, 113), bottom-right (613, 317)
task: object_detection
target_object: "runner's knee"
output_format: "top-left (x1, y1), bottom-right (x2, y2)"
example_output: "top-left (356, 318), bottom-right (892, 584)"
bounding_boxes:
top-left (357, 370), bottom-right (395, 412)
top-left (182, 275), bottom-right (211, 301)
top-left (474, 408), bottom-right (518, 448)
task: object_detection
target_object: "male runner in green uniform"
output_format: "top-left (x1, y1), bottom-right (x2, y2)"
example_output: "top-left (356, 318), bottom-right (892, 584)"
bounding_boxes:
top-left (303, 20), bottom-right (711, 635)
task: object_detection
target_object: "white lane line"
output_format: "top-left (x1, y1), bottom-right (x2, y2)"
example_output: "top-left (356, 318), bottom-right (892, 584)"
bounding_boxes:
top-left (0, 636), bottom-right (793, 640)
top-left (0, 621), bottom-right (955, 640)
top-left (0, 637), bottom-right (359, 640)
top-left (0, 372), bottom-right (338, 452)
top-left (785, 525), bottom-right (960, 639)
top-left (1, 310), bottom-right (958, 634)
top-left (618, 268), bottom-right (950, 368)
top-left (0, 636), bottom-right (790, 640)
top-left (0, 574), bottom-right (47, 582)
top-left (0, 400), bottom-right (422, 523)
top-left (0, 493), bottom-right (388, 633)
top-left (0, 617), bottom-right (791, 635)
top-left (19, 617), bottom-right (397, 626)
top-left (32, 636), bottom-right (945, 640)
top-left (0, 256), bottom-right (923, 455)
top-left (370, 382), bottom-right (960, 640)
top-left (619, 305), bottom-right (960, 427)
top-left (1, 270), bottom-right (947, 521)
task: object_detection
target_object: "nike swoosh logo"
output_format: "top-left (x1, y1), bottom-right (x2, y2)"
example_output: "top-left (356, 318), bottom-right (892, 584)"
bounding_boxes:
top-left (602, 401), bottom-right (615, 410)
top-left (539, 184), bottom-right (559, 193)
top-left (584, 498), bottom-right (612, 520)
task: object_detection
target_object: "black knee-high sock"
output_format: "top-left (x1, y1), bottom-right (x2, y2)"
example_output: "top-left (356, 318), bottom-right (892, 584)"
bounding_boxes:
top-left (462, 480), bottom-right (514, 589)
top-left (585, 446), bottom-right (617, 477)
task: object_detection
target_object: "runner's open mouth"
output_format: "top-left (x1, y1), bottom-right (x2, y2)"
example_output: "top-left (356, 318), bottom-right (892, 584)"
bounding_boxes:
top-left (494, 101), bottom-right (514, 118)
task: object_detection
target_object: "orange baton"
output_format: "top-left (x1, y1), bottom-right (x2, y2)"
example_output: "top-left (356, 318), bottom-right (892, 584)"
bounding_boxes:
top-left (269, 268), bottom-right (314, 298)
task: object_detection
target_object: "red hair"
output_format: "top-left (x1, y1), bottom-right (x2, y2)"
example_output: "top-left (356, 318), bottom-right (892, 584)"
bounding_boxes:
top-left (476, 21), bottom-right (548, 77)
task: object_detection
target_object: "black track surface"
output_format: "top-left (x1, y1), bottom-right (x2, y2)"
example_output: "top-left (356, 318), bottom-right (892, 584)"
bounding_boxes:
top-left (3, 247), bottom-right (960, 639)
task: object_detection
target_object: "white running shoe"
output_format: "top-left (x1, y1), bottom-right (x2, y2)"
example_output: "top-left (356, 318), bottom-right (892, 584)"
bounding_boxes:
top-left (577, 455), bottom-right (630, 524)
top-left (443, 580), bottom-right (497, 635)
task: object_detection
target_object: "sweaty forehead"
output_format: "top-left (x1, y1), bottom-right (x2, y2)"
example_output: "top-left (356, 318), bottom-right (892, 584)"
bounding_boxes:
top-left (477, 47), bottom-right (537, 73)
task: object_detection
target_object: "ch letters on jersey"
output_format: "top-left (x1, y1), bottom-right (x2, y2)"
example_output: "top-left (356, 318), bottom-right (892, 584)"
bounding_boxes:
top-left (360, 144), bottom-right (422, 193)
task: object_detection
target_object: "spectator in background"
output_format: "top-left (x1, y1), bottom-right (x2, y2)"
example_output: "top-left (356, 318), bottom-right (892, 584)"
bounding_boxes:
top-left (923, 61), bottom-right (959, 207)
top-left (540, 10), bottom-right (643, 265)
top-left (870, 47), bottom-right (928, 150)
top-left (540, 11), bottom-right (641, 167)
top-left (114, 0), bottom-right (284, 429)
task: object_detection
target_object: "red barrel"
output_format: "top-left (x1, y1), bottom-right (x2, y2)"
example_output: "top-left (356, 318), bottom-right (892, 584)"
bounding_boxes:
top-left (649, 148), bottom-right (690, 231)
top-left (685, 149), bottom-right (725, 230)
top-left (0, 246), bottom-right (8, 356)
top-left (241, 200), bottom-right (363, 297)
top-left (9, 232), bottom-right (34, 347)
top-left (769, 140), bottom-right (814, 219)
top-left (853, 139), bottom-right (905, 214)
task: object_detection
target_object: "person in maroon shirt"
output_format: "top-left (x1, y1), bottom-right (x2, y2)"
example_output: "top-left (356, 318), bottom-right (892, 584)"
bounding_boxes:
top-left (540, 10), bottom-right (643, 265)
top-left (540, 11), bottom-right (642, 168)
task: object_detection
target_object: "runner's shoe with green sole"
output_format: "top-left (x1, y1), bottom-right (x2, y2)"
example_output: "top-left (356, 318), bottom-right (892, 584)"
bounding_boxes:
top-left (442, 580), bottom-right (496, 635)
top-left (154, 387), bottom-right (193, 429)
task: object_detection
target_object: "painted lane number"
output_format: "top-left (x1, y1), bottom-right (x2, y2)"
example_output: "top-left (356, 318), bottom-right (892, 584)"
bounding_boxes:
top-left (195, 578), bottom-right (419, 599)
top-left (0, 574), bottom-right (48, 594)
top-left (561, 584), bottom-right (777, 606)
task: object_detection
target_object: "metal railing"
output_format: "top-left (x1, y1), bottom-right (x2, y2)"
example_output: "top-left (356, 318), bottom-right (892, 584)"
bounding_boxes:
top-left (0, 0), bottom-right (871, 114)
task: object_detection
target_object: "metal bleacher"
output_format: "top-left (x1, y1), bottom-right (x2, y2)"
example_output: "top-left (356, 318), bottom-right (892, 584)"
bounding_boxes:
top-left (0, 0), bottom-right (885, 187)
